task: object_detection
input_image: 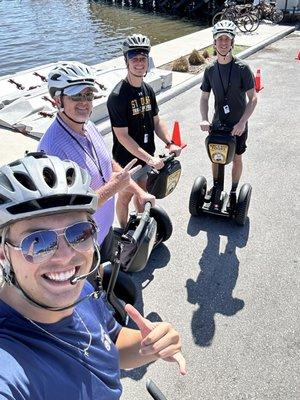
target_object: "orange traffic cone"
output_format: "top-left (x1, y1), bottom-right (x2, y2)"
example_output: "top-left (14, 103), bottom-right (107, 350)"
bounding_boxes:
top-left (171, 121), bottom-right (187, 149)
top-left (295, 51), bottom-right (300, 60)
top-left (255, 68), bottom-right (264, 93)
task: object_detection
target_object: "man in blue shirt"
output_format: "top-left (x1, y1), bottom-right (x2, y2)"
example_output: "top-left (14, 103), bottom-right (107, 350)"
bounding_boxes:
top-left (0, 153), bottom-right (186, 400)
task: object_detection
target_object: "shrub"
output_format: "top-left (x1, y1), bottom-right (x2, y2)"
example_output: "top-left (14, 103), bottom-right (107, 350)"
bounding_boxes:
top-left (188, 49), bottom-right (205, 65)
top-left (172, 56), bottom-right (189, 72)
top-left (202, 49), bottom-right (210, 59)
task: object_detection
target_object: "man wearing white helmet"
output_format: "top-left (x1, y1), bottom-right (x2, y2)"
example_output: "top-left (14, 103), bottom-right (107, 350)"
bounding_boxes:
top-left (0, 152), bottom-right (186, 399)
top-left (38, 61), bottom-right (155, 267)
top-left (107, 34), bottom-right (182, 228)
top-left (200, 20), bottom-right (257, 210)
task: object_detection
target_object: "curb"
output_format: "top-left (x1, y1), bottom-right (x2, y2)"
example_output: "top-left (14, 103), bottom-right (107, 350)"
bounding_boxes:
top-left (99, 25), bottom-right (296, 136)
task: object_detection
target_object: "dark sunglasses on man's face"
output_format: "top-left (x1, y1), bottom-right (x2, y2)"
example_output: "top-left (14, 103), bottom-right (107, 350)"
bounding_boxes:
top-left (68, 93), bottom-right (95, 102)
top-left (5, 221), bottom-right (97, 264)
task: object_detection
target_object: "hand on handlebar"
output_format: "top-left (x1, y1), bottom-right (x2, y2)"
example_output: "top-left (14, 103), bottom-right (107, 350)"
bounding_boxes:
top-left (167, 143), bottom-right (181, 157)
top-left (147, 156), bottom-right (164, 170)
top-left (231, 121), bottom-right (246, 136)
top-left (135, 191), bottom-right (156, 209)
top-left (200, 120), bottom-right (210, 132)
top-left (125, 304), bottom-right (187, 376)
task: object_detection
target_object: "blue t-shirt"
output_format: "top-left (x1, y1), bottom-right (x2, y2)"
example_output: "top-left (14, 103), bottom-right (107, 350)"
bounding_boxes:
top-left (0, 283), bottom-right (122, 400)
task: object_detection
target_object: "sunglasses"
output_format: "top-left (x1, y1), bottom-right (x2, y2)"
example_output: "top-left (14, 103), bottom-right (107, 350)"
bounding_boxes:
top-left (68, 93), bottom-right (95, 102)
top-left (6, 221), bottom-right (97, 264)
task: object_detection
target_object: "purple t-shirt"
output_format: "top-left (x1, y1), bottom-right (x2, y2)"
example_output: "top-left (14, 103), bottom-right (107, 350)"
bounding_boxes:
top-left (38, 116), bottom-right (114, 245)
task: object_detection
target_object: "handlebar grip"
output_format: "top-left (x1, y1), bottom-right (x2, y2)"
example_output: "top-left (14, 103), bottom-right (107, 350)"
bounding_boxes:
top-left (146, 379), bottom-right (167, 400)
top-left (130, 201), bottom-right (152, 244)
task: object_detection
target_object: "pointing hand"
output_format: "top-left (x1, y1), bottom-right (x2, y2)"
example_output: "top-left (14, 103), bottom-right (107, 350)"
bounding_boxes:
top-left (125, 304), bottom-right (187, 375)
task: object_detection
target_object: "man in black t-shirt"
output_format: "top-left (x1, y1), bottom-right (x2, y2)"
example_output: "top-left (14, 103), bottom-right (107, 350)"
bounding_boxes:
top-left (200, 20), bottom-right (257, 210)
top-left (107, 34), bottom-right (181, 228)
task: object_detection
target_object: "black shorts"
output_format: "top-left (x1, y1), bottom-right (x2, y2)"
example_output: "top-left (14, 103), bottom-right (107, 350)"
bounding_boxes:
top-left (235, 129), bottom-right (248, 155)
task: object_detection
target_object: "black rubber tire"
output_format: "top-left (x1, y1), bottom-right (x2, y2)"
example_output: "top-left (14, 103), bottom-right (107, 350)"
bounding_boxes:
top-left (212, 11), bottom-right (225, 25)
top-left (150, 205), bottom-right (173, 244)
top-left (271, 9), bottom-right (283, 23)
top-left (189, 176), bottom-right (207, 216)
top-left (102, 266), bottom-right (137, 305)
top-left (248, 13), bottom-right (260, 32)
top-left (235, 183), bottom-right (252, 226)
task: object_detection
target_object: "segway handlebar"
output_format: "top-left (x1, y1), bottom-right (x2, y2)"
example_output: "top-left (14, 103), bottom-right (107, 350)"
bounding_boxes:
top-left (146, 379), bottom-right (168, 400)
top-left (129, 201), bottom-right (152, 245)
top-left (209, 123), bottom-right (233, 135)
top-left (160, 152), bottom-right (176, 164)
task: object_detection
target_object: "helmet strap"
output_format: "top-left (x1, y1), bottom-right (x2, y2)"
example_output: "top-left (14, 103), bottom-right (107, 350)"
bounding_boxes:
top-left (62, 111), bottom-right (86, 126)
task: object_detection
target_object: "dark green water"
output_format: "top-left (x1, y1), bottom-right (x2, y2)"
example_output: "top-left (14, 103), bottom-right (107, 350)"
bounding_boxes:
top-left (0, 0), bottom-right (207, 76)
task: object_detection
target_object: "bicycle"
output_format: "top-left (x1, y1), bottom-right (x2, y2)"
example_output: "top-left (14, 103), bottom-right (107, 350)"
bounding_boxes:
top-left (252, 0), bottom-right (284, 23)
top-left (212, 1), bottom-right (260, 32)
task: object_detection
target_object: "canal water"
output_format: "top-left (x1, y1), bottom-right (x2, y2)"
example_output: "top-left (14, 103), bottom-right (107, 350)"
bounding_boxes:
top-left (0, 0), bottom-right (207, 77)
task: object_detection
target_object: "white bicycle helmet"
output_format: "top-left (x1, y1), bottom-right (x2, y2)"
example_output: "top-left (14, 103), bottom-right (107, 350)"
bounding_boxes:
top-left (48, 61), bottom-right (97, 98)
top-left (212, 20), bottom-right (237, 39)
top-left (0, 152), bottom-right (98, 229)
top-left (122, 34), bottom-right (151, 55)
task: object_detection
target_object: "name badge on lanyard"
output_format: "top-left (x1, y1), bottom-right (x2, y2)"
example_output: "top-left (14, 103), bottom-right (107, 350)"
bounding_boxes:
top-left (223, 105), bottom-right (230, 114)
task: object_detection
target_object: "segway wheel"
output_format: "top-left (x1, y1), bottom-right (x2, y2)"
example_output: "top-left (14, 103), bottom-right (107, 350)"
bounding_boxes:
top-left (150, 205), bottom-right (173, 245)
top-left (189, 176), bottom-right (207, 216)
top-left (102, 266), bottom-right (137, 305)
top-left (235, 183), bottom-right (252, 226)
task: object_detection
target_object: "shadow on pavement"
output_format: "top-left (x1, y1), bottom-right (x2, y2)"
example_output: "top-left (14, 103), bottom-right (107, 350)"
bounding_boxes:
top-left (186, 215), bottom-right (250, 347)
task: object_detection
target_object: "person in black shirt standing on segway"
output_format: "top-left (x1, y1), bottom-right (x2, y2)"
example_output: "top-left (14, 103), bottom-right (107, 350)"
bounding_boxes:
top-left (107, 34), bottom-right (182, 228)
top-left (200, 20), bottom-right (257, 211)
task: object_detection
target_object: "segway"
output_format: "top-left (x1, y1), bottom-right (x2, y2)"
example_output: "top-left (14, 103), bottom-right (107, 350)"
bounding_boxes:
top-left (113, 202), bottom-right (172, 273)
top-left (147, 153), bottom-right (182, 199)
top-left (189, 124), bottom-right (252, 226)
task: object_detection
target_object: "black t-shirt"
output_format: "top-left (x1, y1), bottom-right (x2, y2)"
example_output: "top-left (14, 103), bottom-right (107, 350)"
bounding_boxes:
top-left (201, 57), bottom-right (254, 127)
top-left (107, 79), bottom-right (159, 167)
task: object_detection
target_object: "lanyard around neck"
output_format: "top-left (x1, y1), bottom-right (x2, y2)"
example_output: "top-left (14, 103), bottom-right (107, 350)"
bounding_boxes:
top-left (217, 59), bottom-right (233, 101)
top-left (56, 117), bottom-right (106, 183)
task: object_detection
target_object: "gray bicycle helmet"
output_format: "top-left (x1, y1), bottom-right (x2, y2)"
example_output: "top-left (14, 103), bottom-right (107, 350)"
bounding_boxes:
top-left (0, 152), bottom-right (98, 229)
top-left (212, 20), bottom-right (237, 39)
top-left (48, 61), bottom-right (97, 98)
top-left (122, 34), bottom-right (151, 56)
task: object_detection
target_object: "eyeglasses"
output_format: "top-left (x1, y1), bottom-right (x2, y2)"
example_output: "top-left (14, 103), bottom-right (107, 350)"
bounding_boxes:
top-left (68, 93), bottom-right (95, 102)
top-left (6, 221), bottom-right (97, 264)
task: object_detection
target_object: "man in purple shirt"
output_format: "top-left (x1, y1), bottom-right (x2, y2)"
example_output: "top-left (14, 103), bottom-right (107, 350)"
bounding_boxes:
top-left (38, 61), bottom-right (154, 264)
